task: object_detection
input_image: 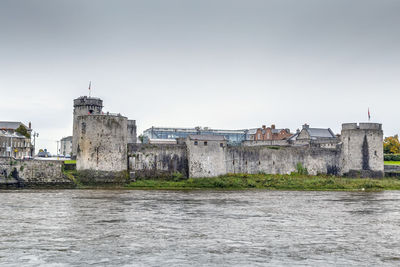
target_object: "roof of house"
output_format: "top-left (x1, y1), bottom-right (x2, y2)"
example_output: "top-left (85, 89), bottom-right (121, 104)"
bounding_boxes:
top-left (60, 136), bottom-right (73, 141)
top-left (0, 130), bottom-right (26, 139)
top-left (271, 128), bottom-right (290, 134)
top-left (188, 135), bottom-right (227, 141)
top-left (289, 127), bottom-right (336, 140)
top-left (246, 128), bottom-right (258, 135)
top-left (306, 128), bottom-right (336, 139)
top-left (0, 121), bottom-right (28, 130)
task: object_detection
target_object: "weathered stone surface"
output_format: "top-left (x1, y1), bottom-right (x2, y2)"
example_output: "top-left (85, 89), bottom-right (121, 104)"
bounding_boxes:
top-left (226, 146), bottom-right (340, 176)
top-left (340, 123), bottom-right (384, 177)
top-left (76, 114), bottom-right (128, 172)
top-left (127, 120), bottom-right (137, 144)
top-left (186, 138), bottom-right (227, 178)
top-left (72, 96), bottom-right (103, 158)
top-left (75, 169), bottom-right (128, 184)
top-left (128, 144), bottom-right (187, 178)
top-left (384, 165), bottom-right (400, 173)
top-left (0, 157), bottom-right (73, 188)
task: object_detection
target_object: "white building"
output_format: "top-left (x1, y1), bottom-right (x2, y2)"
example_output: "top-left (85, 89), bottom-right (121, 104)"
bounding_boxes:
top-left (60, 136), bottom-right (73, 157)
top-left (0, 121), bottom-right (32, 158)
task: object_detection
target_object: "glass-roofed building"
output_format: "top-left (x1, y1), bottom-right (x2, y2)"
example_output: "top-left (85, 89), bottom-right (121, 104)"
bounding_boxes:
top-left (142, 126), bottom-right (256, 145)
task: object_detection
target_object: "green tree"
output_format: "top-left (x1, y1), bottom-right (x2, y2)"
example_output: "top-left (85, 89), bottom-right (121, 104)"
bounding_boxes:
top-left (384, 135), bottom-right (400, 154)
top-left (138, 134), bottom-right (145, 143)
top-left (15, 125), bottom-right (31, 138)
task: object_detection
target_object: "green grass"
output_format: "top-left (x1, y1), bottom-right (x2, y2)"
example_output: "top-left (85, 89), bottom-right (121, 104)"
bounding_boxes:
top-left (385, 161), bottom-right (400, 166)
top-left (125, 173), bottom-right (400, 191)
top-left (64, 160), bottom-right (76, 164)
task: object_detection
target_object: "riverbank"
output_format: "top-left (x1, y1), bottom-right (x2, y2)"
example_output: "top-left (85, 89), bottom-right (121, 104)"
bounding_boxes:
top-left (124, 173), bottom-right (400, 191)
top-left (4, 170), bottom-right (400, 191)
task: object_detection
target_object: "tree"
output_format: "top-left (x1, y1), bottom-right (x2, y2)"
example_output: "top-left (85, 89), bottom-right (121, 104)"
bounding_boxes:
top-left (15, 125), bottom-right (31, 138)
top-left (138, 134), bottom-right (145, 143)
top-left (383, 135), bottom-right (400, 154)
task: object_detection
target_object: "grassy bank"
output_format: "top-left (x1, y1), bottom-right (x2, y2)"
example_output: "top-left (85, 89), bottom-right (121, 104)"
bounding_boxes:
top-left (385, 161), bottom-right (400, 166)
top-left (125, 173), bottom-right (400, 191)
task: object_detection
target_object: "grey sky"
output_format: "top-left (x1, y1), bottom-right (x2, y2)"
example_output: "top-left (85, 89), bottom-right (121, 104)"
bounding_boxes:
top-left (1, 0), bottom-right (399, 154)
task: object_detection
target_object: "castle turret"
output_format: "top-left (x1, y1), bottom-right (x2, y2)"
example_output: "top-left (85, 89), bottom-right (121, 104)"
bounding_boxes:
top-left (127, 120), bottom-right (137, 144)
top-left (340, 123), bottom-right (384, 177)
top-left (72, 96), bottom-right (103, 158)
top-left (76, 114), bottom-right (128, 179)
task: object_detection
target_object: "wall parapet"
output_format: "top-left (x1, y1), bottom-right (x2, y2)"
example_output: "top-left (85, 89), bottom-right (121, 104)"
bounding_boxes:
top-left (0, 157), bottom-right (73, 188)
top-left (342, 122), bottom-right (382, 131)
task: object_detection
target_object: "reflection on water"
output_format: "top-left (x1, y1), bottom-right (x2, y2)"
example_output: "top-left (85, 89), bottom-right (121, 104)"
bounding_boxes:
top-left (1, 190), bottom-right (400, 266)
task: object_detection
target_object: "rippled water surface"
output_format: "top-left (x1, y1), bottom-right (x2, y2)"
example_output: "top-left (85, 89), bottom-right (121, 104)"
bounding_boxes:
top-left (1, 190), bottom-right (400, 266)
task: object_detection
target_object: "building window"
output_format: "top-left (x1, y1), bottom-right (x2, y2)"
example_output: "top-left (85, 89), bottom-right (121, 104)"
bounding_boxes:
top-left (194, 141), bottom-right (198, 145)
top-left (204, 141), bottom-right (207, 146)
top-left (220, 143), bottom-right (223, 147)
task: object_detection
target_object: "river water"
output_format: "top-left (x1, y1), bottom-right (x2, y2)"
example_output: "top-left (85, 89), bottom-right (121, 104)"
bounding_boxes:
top-left (1, 190), bottom-right (400, 266)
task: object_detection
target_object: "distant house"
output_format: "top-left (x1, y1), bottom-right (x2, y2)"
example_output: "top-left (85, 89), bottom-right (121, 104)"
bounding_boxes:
top-left (60, 136), bottom-right (73, 157)
top-left (254, 124), bottom-right (292, 141)
top-left (143, 126), bottom-right (250, 145)
top-left (245, 128), bottom-right (258, 141)
top-left (289, 124), bottom-right (338, 148)
top-left (187, 135), bottom-right (227, 147)
top-left (0, 121), bottom-right (32, 158)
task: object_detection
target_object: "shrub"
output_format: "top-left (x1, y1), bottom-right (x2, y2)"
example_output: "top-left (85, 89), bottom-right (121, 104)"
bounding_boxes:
top-left (384, 154), bottom-right (400, 161)
top-left (296, 163), bottom-right (308, 175)
top-left (172, 171), bottom-right (183, 181)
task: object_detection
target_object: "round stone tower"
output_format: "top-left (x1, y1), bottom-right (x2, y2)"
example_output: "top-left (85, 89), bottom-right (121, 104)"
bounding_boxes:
top-left (340, 123), bottom-right (384, 177)
top-left (72, 96), bottom-right (103, 158)
top-left (76, 114), bottom-right (128, 173)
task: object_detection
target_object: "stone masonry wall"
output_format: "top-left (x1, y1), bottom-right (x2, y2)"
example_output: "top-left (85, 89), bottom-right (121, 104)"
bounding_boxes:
top-left (186, 140), bottom-right (227, 178)
top-left (76, 114), bottom-right (128, 172)
top-left (242, 140), bottom-right (289, 147)
top-left (0, 157), bottom-right (72, 187)
top-left (340, 123), bottom-right (384, 177)
top-left (128, 144), bottom-right (187, 178)
top-left (226, 146), bottom-right (340, 176)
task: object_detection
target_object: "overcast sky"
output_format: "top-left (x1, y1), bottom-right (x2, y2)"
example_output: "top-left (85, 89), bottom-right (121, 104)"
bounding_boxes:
top-left (1, 0), bottom-right (399, 154)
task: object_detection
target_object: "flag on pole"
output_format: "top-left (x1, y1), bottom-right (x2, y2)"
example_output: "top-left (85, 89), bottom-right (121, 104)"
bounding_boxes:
top-left (368, 108), bottom-right (371, 121)
top-left (88, 81), bottom-right (91, 97)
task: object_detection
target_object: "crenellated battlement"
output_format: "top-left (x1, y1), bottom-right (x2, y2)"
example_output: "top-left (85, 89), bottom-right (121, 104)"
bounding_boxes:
top-left (73, 96), bottom-right (103, 108)
top-left (342, 122), bottom-right (382, 131)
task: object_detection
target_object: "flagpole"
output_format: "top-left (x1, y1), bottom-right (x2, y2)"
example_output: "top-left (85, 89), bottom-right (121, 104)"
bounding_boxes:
top-left (368, 108), bottom-right (370, 122)
top-left (89, 81), bottom-right (91, 98)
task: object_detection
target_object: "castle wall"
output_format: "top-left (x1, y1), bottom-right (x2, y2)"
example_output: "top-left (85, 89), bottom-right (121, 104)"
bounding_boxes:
top-left (340, 123), bottom-right (384, 177)
top-left (127, 120), bottom-right (137, 144)
top-left (0, 157), bottom-right (72, 187)
top-left (186, 139), bottom-right (227, 178)
top-left (226, 146), bottom-right (340, 176)
top-left (128, 144), bottom-right (187, 178)
top-left (242, 140), bottom-right (289, 147)
top-left (72, 97), bottom-right (103, 158)
top-left (76, 115), bottom-right (127, 172)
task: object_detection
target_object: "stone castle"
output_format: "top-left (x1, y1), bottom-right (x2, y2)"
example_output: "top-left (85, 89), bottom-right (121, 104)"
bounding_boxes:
top-left (73, 96), bottom-right (384, 180)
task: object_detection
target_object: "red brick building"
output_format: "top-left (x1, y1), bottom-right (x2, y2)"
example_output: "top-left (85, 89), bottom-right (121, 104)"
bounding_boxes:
top-left (254, 124), bottom-right (292, 141)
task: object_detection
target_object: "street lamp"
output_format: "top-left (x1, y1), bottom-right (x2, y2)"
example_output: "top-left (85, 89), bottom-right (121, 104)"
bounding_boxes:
top-left (32, 132), bottom-right (39, 157)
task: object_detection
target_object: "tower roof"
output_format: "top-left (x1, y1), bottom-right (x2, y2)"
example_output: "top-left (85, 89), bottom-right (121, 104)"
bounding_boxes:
top-left (73, 96), bottom-right (103, 107)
